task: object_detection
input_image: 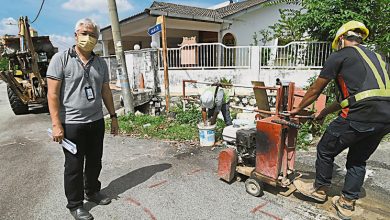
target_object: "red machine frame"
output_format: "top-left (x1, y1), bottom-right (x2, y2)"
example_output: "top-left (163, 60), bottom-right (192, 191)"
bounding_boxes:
top-left (217, 82), bottom-right (304, 197)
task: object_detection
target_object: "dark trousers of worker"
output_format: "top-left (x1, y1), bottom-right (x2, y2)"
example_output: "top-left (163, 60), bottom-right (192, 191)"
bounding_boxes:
top-left (62, 119), bottom-right (105, 210)
top-left (208, 102), bottom-right (233, 126)
top-left (314, 116), bottom-right (390, 200)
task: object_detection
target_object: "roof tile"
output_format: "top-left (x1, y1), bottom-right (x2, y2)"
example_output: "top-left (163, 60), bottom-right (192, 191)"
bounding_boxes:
top-left (150, 0), bottom-right (269, 21)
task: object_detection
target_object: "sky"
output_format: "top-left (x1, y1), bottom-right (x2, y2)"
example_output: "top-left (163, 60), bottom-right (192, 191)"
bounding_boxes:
top-left (0, 0), bottom-right (225, 51)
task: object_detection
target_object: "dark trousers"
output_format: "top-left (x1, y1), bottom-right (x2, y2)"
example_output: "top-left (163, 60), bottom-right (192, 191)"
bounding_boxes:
top-left (208, 102), bottom-right (233, 126)
top-left (62, 119), bottom-right (105, 210)
top-left (315, 116), bottom-right (390, 200)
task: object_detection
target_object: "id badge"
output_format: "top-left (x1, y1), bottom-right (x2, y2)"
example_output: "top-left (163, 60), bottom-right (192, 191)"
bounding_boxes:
top-left (85, 86), bottom-right (95, 101)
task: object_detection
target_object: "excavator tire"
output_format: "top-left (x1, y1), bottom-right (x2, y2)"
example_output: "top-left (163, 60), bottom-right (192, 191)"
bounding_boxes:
top-left (7, 86), bottom-right (28, 115)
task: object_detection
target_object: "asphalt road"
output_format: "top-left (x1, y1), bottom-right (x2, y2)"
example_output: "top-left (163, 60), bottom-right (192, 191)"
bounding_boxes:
top-left (0, 80), bottom-right (389, 220)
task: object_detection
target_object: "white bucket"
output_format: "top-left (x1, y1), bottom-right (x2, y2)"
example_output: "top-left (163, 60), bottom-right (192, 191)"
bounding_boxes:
top-left (198, 124), bottom-right (216, 147)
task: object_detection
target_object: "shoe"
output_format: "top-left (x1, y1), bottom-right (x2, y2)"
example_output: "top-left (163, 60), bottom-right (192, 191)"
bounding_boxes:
top-left (85, 192), bottom-right (111, 205)
top-left (293, 179), bottom-right (327, 202)
top-left (70, 207), bottom-right (94, 220)
top-left (332, 195), bottom-right (356, 220)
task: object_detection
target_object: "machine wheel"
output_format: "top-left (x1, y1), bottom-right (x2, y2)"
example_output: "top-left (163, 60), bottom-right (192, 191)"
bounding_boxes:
top-left (245, 178), bottom-right (263, 197)
top-left (7, 86), bottom-right (28, 115)
top-left (236, 173), bottom-right (248, 182)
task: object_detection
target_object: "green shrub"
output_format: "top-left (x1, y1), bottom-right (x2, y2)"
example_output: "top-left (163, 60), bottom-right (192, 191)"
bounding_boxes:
top-left (107, 103), bottom-right (227, 142)
top-left (0, 57), bottom-right (9, 71)
top-left (172, 105), bottom-right (201, 126)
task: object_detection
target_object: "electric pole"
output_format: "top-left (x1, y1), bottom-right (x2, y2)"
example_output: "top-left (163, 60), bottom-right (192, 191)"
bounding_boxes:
top-left (107, 0), bottom-right (134, 113)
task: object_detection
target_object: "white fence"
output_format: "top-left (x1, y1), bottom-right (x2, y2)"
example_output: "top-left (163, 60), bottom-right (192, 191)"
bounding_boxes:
top-left (157, 42), bottom-right (333, 70)
top-left (105, 42), bottom-right (388, 77)
top-left (260, 41), bottom-right (332, 69)
top-left (158, 43), bottom-right (251, 69)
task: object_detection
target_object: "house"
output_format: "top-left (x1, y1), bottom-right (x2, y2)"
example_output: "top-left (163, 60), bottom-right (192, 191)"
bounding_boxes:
top-left (100, 1), bottom-right (330, 98)
top-left (100, 0), bottom-right (301, 56)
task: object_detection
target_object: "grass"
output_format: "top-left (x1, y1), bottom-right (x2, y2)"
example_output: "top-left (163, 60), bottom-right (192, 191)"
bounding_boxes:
top-left (108, 105), bottom-right (390, 148)
top-left (106, 105), bottom-right (226, 142)
top-left (296, 112), bottom-right (338, 150)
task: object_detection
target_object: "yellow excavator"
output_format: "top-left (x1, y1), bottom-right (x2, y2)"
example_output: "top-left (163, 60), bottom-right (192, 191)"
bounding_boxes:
top-left (0, 16), bottom-right (57, 114)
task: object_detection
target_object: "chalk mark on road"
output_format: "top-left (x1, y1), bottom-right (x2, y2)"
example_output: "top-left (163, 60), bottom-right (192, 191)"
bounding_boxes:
top-left (148, 180), bottom-right (168, 188)
top-left (126, 196), bottom-right (158, 220)
top-left (187, 168), bottom-right (203, 175)
top-left (251, 201), bottom-right (282, 220)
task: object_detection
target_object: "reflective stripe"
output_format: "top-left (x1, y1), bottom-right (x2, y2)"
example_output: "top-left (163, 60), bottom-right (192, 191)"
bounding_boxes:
top-left (353, 46), bottom-right (385, 89)
top-left (340, 47), bottom-right (390, 108)
top-left (340, 89), bottom-right (390, 108)
top-left (205, 86), bottom-right (230, 103)
top-left (375, 53), bottom-right (390, 88)
top-left (340, 99), bottom-right (348, 108)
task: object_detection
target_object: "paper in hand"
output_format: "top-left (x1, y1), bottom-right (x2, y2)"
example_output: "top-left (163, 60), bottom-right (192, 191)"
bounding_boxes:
top-left (47, 128), bottom-right (77, 154)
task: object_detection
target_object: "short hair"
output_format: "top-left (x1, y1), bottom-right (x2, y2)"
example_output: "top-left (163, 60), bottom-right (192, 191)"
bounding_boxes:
top-left (74, 18), bottom-right (100, 37)
top-left (344, 30), bottom-right (363, 44)
top-left (344, 28), bottom-right (365, 44)
top-left (345, 35), bottom-right (363, 44)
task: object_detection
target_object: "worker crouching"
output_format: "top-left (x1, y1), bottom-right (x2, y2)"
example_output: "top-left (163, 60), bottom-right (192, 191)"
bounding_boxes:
top-left (200, 83), bottom-right (233, 126)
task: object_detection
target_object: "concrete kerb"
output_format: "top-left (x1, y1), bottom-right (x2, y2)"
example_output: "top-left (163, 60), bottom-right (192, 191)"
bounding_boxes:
top-left (104, 107), bottom-right (126, 120)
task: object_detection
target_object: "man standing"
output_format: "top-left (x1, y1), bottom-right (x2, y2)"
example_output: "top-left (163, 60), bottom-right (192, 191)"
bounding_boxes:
top-left (200, 83), bottom-right (232, 126)
top-left (47, 18), bottom-right (118, 220)
top-left (290, 21), bottom-right (390, 220)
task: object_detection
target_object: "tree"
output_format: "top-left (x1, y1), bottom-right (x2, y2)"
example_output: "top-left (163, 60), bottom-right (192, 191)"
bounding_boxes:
top-left (251, 29), bottom-right (273, 46)
top-left (0, 57), bottom-right (8, 71)
top-left (269, 0), bottom-right (390, 55)
top-left (269, 8), bottom-right (305, 45)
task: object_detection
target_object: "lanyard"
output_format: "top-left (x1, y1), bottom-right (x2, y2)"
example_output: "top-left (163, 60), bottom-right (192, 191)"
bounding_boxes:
top-left (76, 55), bottom-right (95, 86)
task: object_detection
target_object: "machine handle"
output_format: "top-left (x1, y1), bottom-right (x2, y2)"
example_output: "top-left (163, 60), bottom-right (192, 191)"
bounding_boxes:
top-left (279, 112), bottom-right (315, 119)
top-left (271, 119), bottom-right (301, 129)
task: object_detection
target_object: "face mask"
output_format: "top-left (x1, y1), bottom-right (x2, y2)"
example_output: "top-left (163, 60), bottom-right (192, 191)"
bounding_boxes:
top-left (77, 35), bottom-right (97, 52)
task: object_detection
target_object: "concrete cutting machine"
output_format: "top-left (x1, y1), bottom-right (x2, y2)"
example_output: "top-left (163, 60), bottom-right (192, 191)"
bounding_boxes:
top-left (217, 82), bottom-right (314, 197)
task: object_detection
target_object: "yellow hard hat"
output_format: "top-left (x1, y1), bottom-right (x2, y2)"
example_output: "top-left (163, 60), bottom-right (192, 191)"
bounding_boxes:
top-left (332, 21), bottom-right (369, 49)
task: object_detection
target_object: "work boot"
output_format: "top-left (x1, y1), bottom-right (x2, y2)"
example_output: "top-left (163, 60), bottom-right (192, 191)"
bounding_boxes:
top-left (332, 195), bottom-right (356, 220)
top-left (70, 207), bottom-right (94, 220)
top-left (85, 192), bottom-right (111, 205)
top-left (293, 179), bottom-right (327, 202)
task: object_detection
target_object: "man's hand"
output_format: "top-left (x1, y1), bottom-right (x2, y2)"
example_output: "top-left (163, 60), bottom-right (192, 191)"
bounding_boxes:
top-left (202, 108), bottom-right (207, 125)
top-left (111, 118), bottom-right (119, 136)
top-left (52, 124), bottom-right (64, 143)
top-left (314, 111), bottom-right (326, 121)
top-left (289, 107), bottom-right (302, 117)
top-left (313, 101), bottom-right (341, 123)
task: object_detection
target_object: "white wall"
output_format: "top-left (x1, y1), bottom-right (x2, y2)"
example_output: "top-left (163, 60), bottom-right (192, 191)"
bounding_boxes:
top-left (158, 68), bottom-right (258, 96)
top-left (123, 46), bottom-right (320, 96)
top-left (158, 68), bottom-right (319, 96)
top-left (221, 3), bottom-right (301, 46)
top-left (260, 69), bottom-right (320, 88)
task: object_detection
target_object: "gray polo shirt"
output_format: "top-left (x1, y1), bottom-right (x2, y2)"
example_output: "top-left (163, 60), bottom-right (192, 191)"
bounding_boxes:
top-left (46, 47), bottom-right (109, 124)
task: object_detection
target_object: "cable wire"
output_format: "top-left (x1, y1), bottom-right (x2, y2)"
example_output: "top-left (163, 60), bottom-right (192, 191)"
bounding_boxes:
top-left (31, 0), bottom-right (45, 24)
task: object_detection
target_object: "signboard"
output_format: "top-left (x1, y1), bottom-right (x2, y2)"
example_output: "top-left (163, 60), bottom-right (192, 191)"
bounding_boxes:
top-left (156, 16), bottom-right (163, 25)
top-left (147, 23), bottom-right (162, 36)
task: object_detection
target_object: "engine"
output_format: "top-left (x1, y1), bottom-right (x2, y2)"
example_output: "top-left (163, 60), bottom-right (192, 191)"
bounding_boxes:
top-left (236, 128), bottom-right (257, 166)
